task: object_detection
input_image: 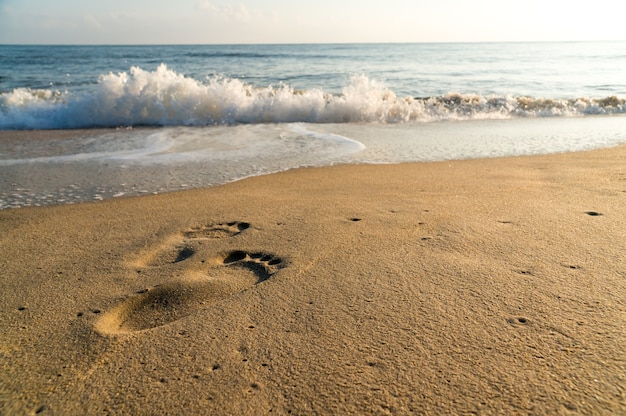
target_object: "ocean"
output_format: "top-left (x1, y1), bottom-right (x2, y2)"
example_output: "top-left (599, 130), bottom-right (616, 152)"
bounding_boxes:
top-left (1, 42), bottom-right (626, 208)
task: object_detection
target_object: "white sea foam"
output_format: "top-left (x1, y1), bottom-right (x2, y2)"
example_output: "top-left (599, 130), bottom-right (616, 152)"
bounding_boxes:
top-left (1, 64), bottom-right (625, 130)
top-left (2, 116), bottom-right (626, 210)
top-left (0, 123), bottom-right (365, 166)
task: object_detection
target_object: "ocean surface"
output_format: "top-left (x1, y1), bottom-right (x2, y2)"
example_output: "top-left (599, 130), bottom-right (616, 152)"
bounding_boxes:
top-left (1, 42), bottom-right (626, 208)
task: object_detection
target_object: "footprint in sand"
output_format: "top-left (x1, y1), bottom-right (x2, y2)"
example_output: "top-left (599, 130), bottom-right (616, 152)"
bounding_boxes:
top-left (97, 250), bottom-right (283, 334)
top-left (131, 221), bottom-right (251, 268)
top-left (222, 250), bottom-right (284, 283)
top-left (96, 222), bottom-right (284, 335)
top-left (183, 221), bottom-right (250, 239)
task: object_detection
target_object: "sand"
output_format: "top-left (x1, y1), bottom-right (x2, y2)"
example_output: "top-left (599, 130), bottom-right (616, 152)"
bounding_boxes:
top-left (1, 144), bottom-right (625, 415)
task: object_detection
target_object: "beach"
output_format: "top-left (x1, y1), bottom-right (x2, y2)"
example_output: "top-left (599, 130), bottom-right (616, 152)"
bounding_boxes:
top-left (1, 143), bottom-right (624, 415)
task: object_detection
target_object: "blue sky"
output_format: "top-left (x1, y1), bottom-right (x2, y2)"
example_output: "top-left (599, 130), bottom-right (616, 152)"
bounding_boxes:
top-left (1, 0), bottom-right (624, 44)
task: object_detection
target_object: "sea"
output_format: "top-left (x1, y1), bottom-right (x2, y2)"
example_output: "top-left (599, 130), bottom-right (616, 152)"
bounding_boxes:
top-left (1, 42), bottom-right (625, 209)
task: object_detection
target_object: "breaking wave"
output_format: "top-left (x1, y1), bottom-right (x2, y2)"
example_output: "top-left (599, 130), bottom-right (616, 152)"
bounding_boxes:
top-left (1, 64), bottom-right (625, 130)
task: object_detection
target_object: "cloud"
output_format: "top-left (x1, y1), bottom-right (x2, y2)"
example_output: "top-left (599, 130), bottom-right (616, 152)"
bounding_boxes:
top-left (232, 4), bottom-right (251, 22)
top-left (84, 14), bottom-right (104, 31)
top-left (196, 1), bottom-right (260, 22)
top-left (197, 1), bottom-right (218, 13)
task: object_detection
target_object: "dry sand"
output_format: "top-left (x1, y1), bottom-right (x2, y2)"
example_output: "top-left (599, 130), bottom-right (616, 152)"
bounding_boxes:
top-left (1, 145), bottom-right (625, 415)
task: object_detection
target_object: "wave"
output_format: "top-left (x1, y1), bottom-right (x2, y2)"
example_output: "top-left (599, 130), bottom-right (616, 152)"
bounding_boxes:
top-left (1, 64), bottom-right (625, 130)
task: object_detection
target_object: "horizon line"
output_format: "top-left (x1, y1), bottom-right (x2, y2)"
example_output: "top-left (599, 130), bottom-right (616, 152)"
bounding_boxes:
top-left (1, 39), bottom-right (625, 47)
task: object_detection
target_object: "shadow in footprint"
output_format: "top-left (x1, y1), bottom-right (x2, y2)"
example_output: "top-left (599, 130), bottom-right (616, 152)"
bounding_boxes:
top-left (174, 246), bottom-right (195, 263)
top-left (585, 211), bottom-right (603, 217)
top-left (145, 244), bottom-right (196, 266)
top-left (223, 251), bottom-right (284, 283)
top-left (97, 250), bottom-right (284, 335)
top-left (96, 280), bottom-right (244, 334)
top-left (130, 221), bottom-right (249, 268)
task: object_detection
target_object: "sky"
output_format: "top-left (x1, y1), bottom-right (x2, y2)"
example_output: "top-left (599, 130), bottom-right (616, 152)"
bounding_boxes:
top-left (0, 0), bottom-right (624, 45)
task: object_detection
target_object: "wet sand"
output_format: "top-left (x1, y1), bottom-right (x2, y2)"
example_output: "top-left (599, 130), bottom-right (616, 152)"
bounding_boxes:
top-left (1, 144), bottom-right (625, 414)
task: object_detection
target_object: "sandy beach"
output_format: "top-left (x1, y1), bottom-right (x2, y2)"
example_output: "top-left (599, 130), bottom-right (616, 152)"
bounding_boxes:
top-left (1, 144), bottom-right (625, 415)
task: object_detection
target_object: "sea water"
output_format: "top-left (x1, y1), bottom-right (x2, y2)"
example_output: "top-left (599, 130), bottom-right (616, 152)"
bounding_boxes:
top-left (1, 42), bottom-right (625, 208)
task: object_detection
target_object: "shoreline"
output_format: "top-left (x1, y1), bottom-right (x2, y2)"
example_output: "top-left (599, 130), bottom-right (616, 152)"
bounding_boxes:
top-left (3, 116), bottom-right (626, 210)
top-left (1, 143), bottom-right (625, 414)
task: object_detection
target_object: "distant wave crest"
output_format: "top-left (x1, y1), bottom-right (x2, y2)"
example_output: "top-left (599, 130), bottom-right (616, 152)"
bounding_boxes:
top-left (1, 64), bottom-right (625, 129)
